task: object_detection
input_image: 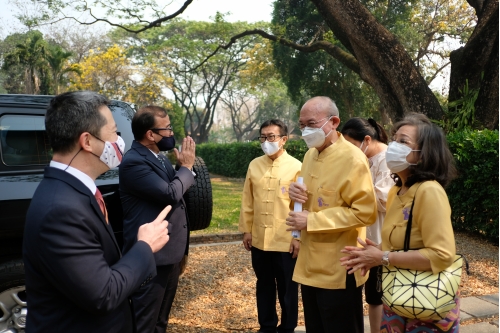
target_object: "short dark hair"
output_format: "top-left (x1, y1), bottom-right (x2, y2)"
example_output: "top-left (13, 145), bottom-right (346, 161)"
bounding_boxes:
top-left (391, 113), bottom-right (457, 188)
top-left (259, 119), bottom-right (288, 137)
top-left (45, 91), bottom-right (108, 154)
top-left (341, 117), bottom-right (388, 144)
top-left (132, 105), bottom-right (168, 140)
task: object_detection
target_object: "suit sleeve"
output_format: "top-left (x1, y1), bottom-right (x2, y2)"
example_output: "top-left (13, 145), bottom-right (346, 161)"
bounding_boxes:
top-left (36, 202), bottom-right (156, 315)
top-left (120, 156), bottom-right (195, 206)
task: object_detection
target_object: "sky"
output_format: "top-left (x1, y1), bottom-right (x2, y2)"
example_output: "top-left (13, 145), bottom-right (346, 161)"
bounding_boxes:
top-left (0, 0), bottom-right (274, 37)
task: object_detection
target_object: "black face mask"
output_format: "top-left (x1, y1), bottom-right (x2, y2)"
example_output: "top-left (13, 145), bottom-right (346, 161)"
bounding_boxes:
top-left (155, 135), bottom-right (176, 151)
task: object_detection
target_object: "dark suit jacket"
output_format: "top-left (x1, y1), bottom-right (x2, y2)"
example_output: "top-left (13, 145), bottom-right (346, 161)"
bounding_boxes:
top-left (119, 141), bottom-right (195, 266)
top-left (23, 167), bottom-right (156, 333)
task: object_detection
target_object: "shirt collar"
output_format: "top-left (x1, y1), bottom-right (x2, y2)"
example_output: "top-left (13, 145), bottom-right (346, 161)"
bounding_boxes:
top-left (49, 160), bottom-right (97, 194)
top-left (148, 149), bottom-right (158, 157)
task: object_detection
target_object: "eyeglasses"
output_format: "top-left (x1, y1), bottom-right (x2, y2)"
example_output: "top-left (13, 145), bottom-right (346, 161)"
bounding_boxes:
top-left (258, 135), bottom-right (283, 143)
top-left (299, 116), bottom-right (330, 130)
top-left (151, 126), bottom-right (173, 133)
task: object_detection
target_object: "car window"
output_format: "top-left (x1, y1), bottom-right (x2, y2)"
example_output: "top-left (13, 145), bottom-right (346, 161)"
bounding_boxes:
top-left (0, 115), bottom-right (51, 166)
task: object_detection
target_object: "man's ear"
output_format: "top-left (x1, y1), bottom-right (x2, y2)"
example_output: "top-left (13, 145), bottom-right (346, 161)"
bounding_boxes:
top-left (331, 116), bottom-right (341, 129)
top-left (145, 130), bottom-right (155, 142)
top-left (79, 132), bottom-right (93, 153)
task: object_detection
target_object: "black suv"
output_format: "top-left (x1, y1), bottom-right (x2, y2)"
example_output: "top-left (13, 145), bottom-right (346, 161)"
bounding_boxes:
top-left (0, 94), bottom-right (212, 333)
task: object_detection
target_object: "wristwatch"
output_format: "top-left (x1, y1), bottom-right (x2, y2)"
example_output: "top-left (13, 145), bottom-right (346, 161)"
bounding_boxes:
top-left (381, 251), bottom-right (390, 266)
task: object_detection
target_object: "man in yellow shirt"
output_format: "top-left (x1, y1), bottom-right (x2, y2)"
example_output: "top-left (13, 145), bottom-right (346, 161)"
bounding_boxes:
top-left (239, 119), bottom-right (302, 333)
top-left (286, 97), bottom-right (377, 333)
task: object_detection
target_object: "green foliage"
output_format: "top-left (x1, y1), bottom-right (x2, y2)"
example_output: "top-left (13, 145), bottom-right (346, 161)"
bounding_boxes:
top-left (445, 76), bottom-right (482, 131)
top-left (196, 141), bottom-right (262, 178)
top-left (446, 129), bottom-right (499, 240)
top-left (111, 18), bottom-right (270, 143)
top-left (196, 140), bottom-right (308, 178)
top-left (2, 30), bottom-right (49, 94)
top-left (191, 177), bottom-right (244, 235)
top-left (45, 44), bottom-right (78, 94)
top-left (1, 30), bottom-right (76, 95)
top-left (168, 103), bottom-right (186, 142)
top-left (435, 75), bottom-right (483, 132)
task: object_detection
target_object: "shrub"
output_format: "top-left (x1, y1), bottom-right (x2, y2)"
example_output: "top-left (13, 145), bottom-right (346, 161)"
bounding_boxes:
top-left (196, 140), bottom-right (309, 178)
top-left (446, 129), bottom-right (499, 240)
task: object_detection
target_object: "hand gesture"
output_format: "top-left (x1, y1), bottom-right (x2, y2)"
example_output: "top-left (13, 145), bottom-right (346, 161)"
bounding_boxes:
top-left (137, 205), bottom-right (171, 253)
top-left (174, 136), bottom-right (196, 170)
top-left (340, 237), bottom-right (382, 276)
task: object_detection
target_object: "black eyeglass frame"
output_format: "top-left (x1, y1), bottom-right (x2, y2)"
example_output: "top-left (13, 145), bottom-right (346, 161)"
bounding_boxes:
top-left (151, 126), bottom-right (173, 133)
top-left (257, 134), bottom-right (284, 143)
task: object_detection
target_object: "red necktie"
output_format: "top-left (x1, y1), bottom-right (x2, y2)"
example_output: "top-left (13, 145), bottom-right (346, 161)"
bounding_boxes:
top-left (94, 188), bottom-right (109, 224)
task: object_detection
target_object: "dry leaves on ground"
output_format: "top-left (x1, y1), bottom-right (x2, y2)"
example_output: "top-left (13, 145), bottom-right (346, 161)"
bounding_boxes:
top-left (168, 231), bottom-right (498, 332)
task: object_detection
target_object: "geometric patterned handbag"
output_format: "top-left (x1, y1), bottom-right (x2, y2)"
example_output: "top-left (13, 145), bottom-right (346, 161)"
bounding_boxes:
top-left (380, 193), bottom-right (469, 321)
top-left (381, 253), bottom-right (465, 320)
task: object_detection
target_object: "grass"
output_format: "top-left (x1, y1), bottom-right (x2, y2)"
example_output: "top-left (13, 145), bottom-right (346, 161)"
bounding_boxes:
top-left (191, 174), bottom-right (244, 235)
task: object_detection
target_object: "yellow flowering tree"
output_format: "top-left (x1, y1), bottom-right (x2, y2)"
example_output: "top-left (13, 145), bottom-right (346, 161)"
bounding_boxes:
top-left (70, 45), bottom-right (131, 99)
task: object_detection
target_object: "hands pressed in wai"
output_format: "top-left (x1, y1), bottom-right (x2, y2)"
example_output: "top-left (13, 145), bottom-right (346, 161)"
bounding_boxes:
top-left (340, 237), bottom-right (382, 276)
top-left (174, 136), bottom-right (196, 170)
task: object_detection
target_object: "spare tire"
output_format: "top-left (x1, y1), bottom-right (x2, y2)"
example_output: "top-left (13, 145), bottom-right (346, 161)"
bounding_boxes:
top-left (183, 156), bottom-right (212, 231)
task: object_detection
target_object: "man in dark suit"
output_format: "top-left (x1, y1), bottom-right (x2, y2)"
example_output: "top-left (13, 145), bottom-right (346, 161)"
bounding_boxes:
top-left (23, 91), bottom-right (172, 333)
top-left (119, 105), bottom-right (196, 333)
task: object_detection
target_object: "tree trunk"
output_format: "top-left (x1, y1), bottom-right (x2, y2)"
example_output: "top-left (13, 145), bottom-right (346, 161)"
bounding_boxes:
top-left (449, 0), bottom-right (499, 129)
top-left (310, 0), bottom-right (444, 122)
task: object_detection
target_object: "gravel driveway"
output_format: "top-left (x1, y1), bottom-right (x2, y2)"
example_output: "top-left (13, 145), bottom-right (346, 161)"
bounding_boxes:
top-left (168, 231), bottom-right (498, 332)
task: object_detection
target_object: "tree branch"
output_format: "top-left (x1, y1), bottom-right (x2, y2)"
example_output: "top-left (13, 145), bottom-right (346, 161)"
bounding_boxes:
top-left (191, 29), bottom-right (360, 74)
top-left (53, 0), bottom-right (194, 33)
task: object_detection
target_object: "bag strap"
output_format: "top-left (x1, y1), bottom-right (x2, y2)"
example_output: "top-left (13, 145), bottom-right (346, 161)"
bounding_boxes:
top-left (403, 199), bottom-right (414, 252)
top-left (403, 184), bottom-right (422, 252)
top-left (403, 183), bottom-right (471, 275)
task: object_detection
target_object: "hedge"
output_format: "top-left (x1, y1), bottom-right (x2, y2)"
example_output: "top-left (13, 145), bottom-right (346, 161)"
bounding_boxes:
top-left (446, 129), bottom-right (499, 240)
top-left (197, 129), bottom-right (499, 239)
top-left (196, 140), bottom-right (309, 178)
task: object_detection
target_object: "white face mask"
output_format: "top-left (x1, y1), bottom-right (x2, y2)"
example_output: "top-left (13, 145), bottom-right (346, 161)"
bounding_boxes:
top-left (301, 116), bottom-right (332, 148)
top-left (385, 141), bottom-right (420, 173)
top-left (359, 141), bottom-right (369, 155)
top-left (261, 139), bottom-right (282, 156)
top-left (98, 136), bottom-right (125, 169)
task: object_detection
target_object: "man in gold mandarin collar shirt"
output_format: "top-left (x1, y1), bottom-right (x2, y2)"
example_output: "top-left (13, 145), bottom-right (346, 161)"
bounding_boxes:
top-left (239, 119), bottom-right (302, 333)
